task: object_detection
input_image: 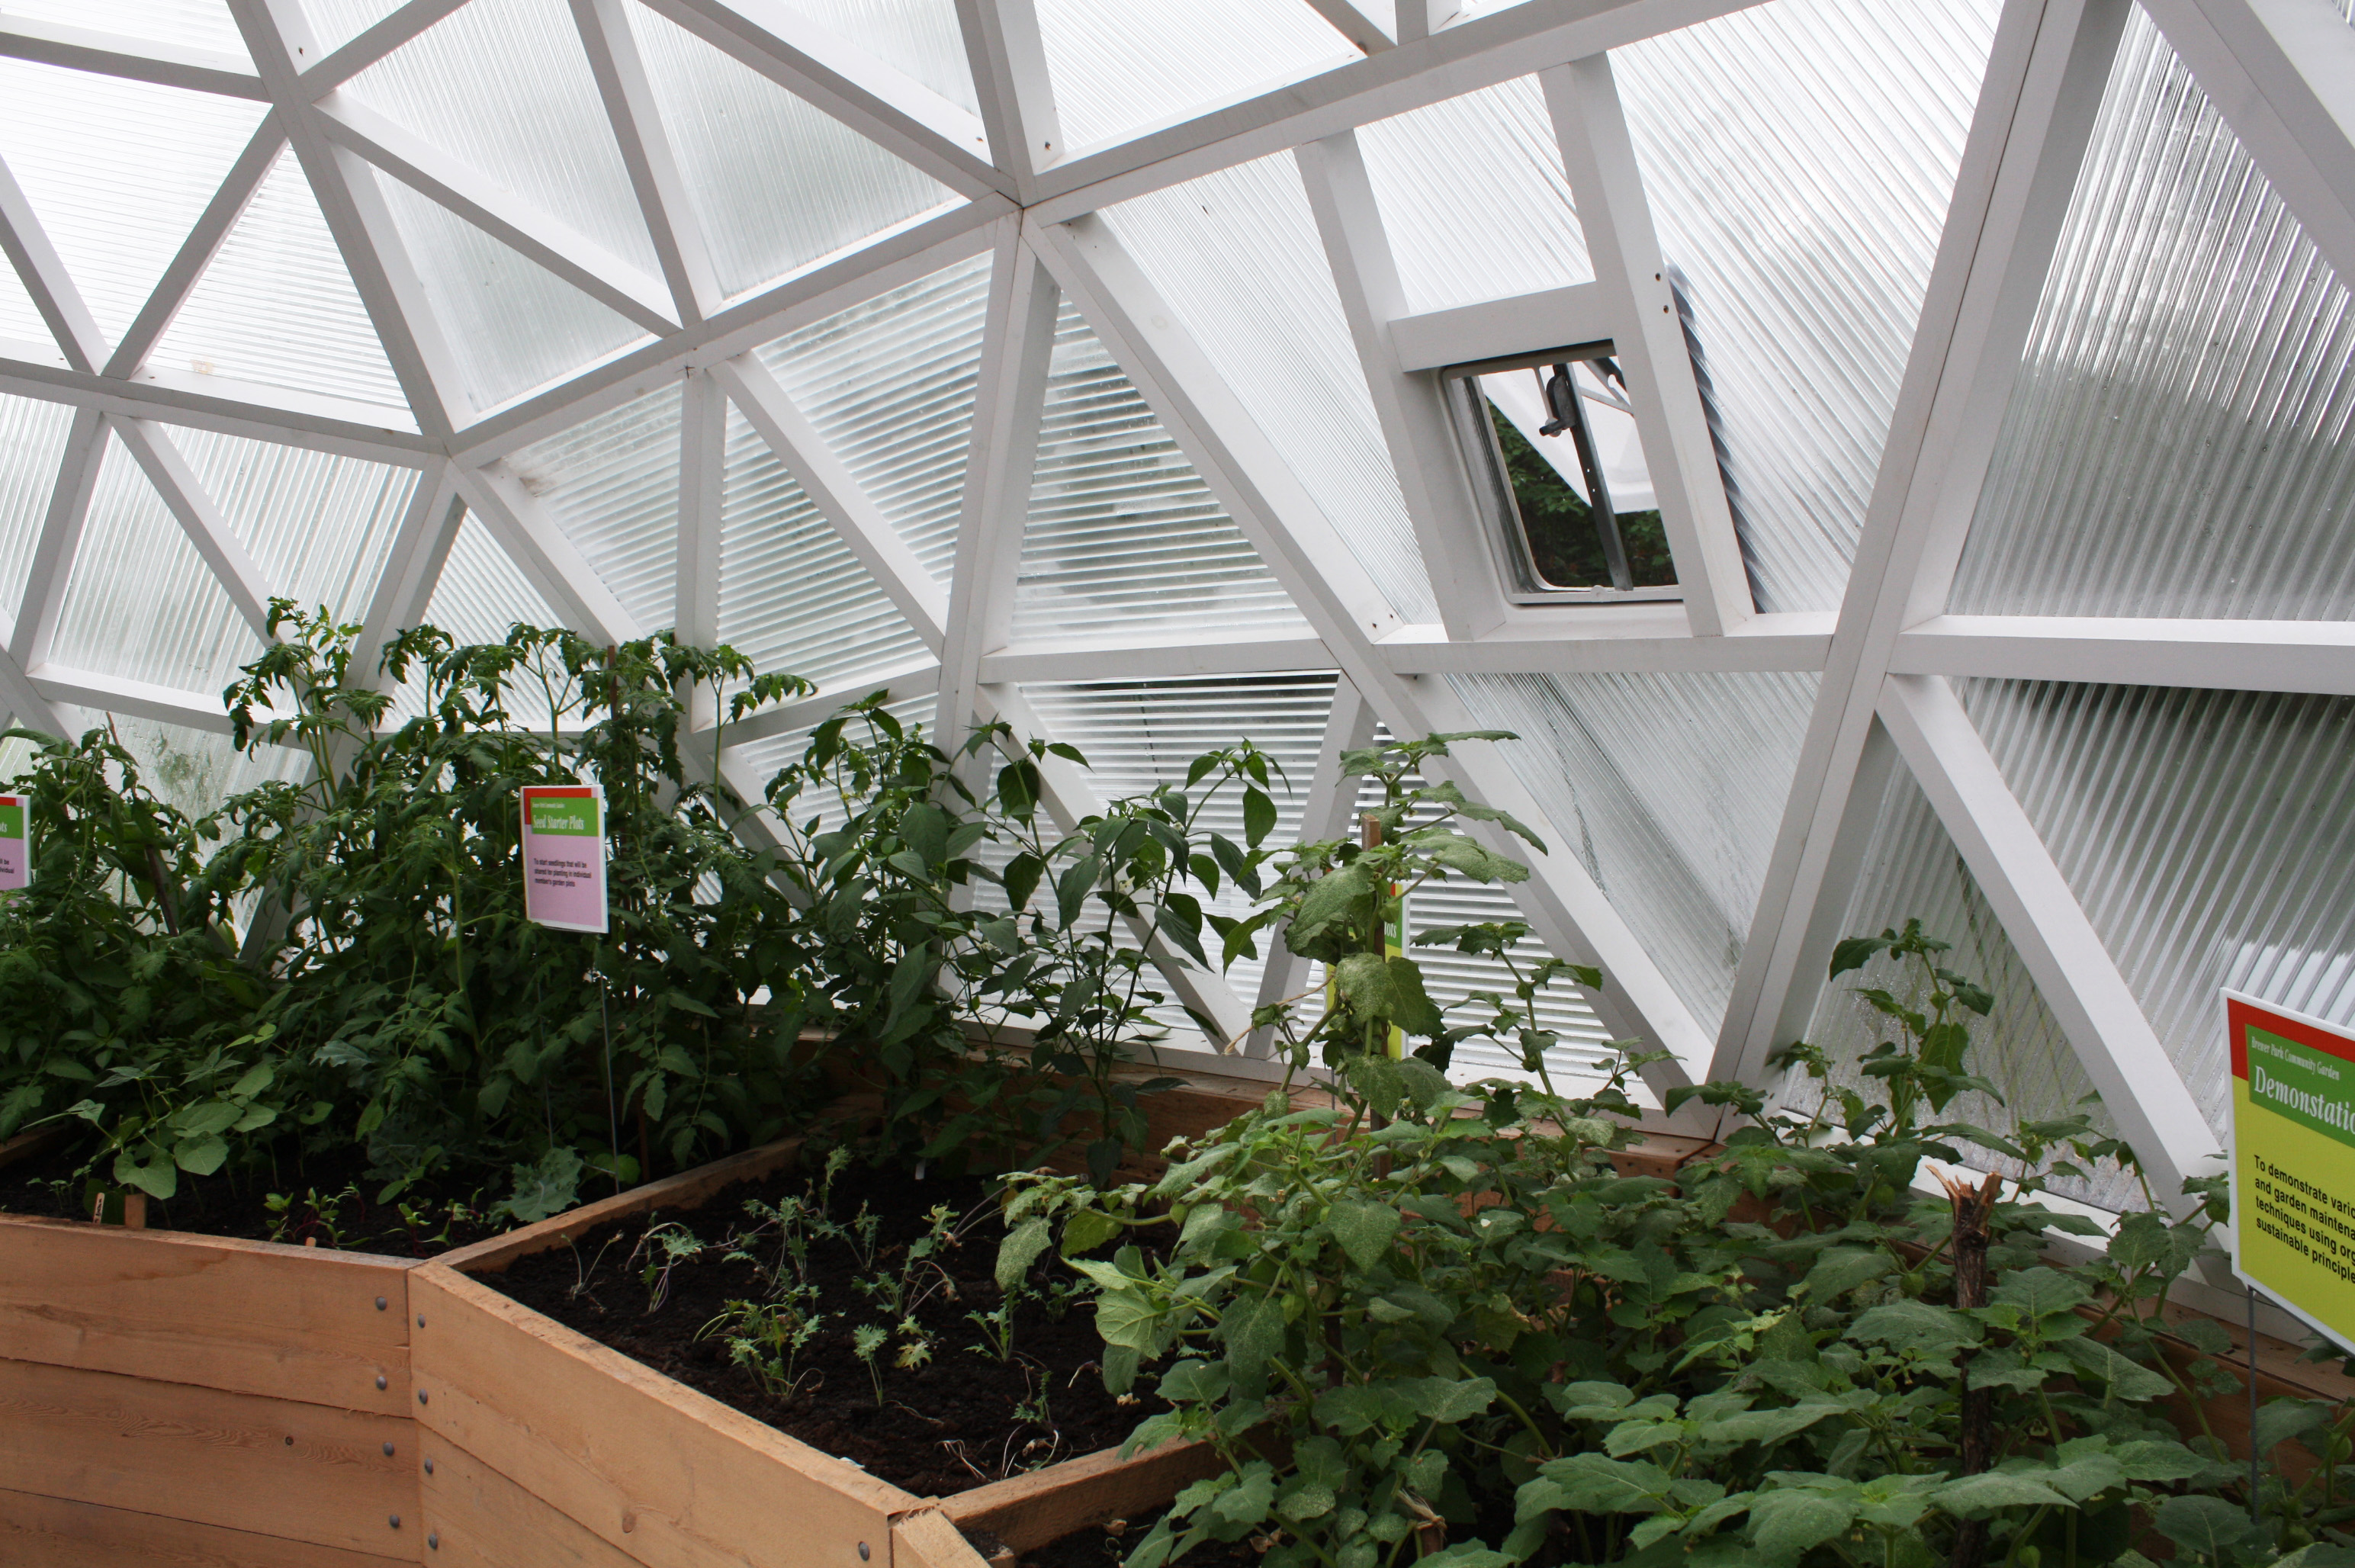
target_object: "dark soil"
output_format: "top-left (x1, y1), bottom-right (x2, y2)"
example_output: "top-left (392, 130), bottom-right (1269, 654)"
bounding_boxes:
top-left (1021, 1509), bottom-right (1265, 1568)
top-left (490, 1158), bottom-right (1158, 1498)
top-left (0, 1136), bottom-right (503, 1256)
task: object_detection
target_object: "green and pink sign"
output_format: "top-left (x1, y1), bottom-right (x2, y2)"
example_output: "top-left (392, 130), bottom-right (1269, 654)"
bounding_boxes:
top-left (520, 784), bottom-right (606, 933)
top-left (0, 793), bottom-right (24, 892)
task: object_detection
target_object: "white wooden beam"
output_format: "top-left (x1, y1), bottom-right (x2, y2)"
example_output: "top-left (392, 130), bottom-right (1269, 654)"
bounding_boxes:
top-left (1383, 283), bottom-right (1613, 374)
top-left (1394, 0), bottom-right (1466, 45)
top-left (8, 406), bottom-right (108, 671)
top-left (0, 156), bottom-right (104, 372)
top-left (708, 655), bottom-right (940, 746)
top-left (641, 0), bottom-right (1007, 201)
top-left (1879, 673), bottom-right (2222, 1208)
top-left (1714, 0), bottom-right (2129, 1088)
top-left (0, 346), bottom-right (434, 463)
top-left (1302, 0), bottom-right (1396, 53)
top-left (105, 119), bottom-right (287, 379)
top-left (451, 461), bottom-right (640, 646)
top-left (352, 458), bottom-right (463, 683)
top-left (1246, 676), bottom-right (1374, 1054)
top-left (450, 198), bottom-right (1007, 461)
top-left (1380, 609), bottom-right (1833, 674)
top-left (112, 418), bottom-right (277, 640)
top-left (316, 96), bottom-right (679, 334)
top-left (2141, 0), bottom-right (2355, 288)
top-left (1763, 715), bottom-right (1898, 1055)
top-left (677, 370), bottom-right (725, 650)
top-left (1894, 615), bottom-right (2355, 695)
top-left (937, 220), bottom-right (1058, 747)
top-left (228, 0), bottom-right (467, 437)
top-left (25, 663), bottom-right (239, 734)
top-left (570, 0), bottom-right (721, 325)
top-left (300, 0), bottom-right (471, 98)
top-left (0, 17), bottom-right (266, 99)
top-left (953, 0), bottom-right (1062, 189)
top-left (710, 354), bottom-right (949, 649)
top-left (1541, 55), bottom-right (1749, 635)
top-left (0, 643), bottom-right (65, 736)
top-left (1299, 133), bottom-right (1508, 640)
top-left (981, 632), bottom-right (1336, 685)
top-left (1022, 0), bottom-right (1769, 225)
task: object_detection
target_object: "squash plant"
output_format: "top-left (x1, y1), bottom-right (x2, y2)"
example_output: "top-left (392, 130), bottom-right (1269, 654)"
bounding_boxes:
top-left (1002, 737), bottom-right (2355, 1568)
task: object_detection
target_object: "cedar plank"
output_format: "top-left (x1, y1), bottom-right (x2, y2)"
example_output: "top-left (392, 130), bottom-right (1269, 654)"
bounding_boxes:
top-left (895, 1507), bottom-right (992, 1568)
top-left (410, 1264), bottom-right (917, 1568)
top-left (418, 1434), bottom-right (645, 1567)
top-left (940, 1439), bottom-right (1226, 1553)
top-left (0, 1485), bottom-right (411, 1568)
top-left (0, 1358), bottom-right (416, 1556)
top-left (0, 1216), bottom-right (413, 1415)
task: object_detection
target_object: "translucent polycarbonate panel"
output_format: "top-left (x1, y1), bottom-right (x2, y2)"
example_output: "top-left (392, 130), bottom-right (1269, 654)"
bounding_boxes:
top-left (343, 0), bottom-right (661, 278)
top-left (792, 0), bottom-right (980, 115)
top-left (719, 403), bottom-right (928, 690)
top-left (375, 174), bottom-right (650, 411)
top-left (1019, 673), bottom-right (1338, 1041)
top-left (48, 433), bottom-right (266, 696)
top-left (1105, 154), bottom-right (1436, 624)
top-left (722, 692), bottom-right (939, 829)
top-left (1014, 300), bottom-right (1306, 643)
top-left (0, 249), bottom-right (41, 343)
top-left (1801, 750), bottom-right (2134, 1210)
top-left (1033, 0), bottom-right (1350, 153)
top-left (34, 708), bottom-right (308, 823)
top-left (1959, 679), bottom-right (2355, 1144)
top-left (305, 0), bottom-right (416, 53)
top-left (506, 384), bottom-right (681, 635)
top-left (1614, 0), bottom-right (1997, 612)
top-left (163, 425), bottom-right (416, 623)
top-left (1950, 10), bottom-right (2355, 619)
top-left (1343, 754), bottom-right (1616, 1093)
top-left (1357, 79), bottom-right (1594, 313)
top-left (0, 58), bottom-right (266, 344)
top-left (153, 151), bottom-right (411, 417)
top-left (755, 255), bottom-right (989, 583)
top-left (413, 510), bottom-right (563, 698)
top-left (3, 0), bottom-right (248, 56)
top-left (625, 5), bottom-right (959, 301)
top-left (1448, 670), bottom-right (1818, 1036)
top-left (0, 394), bottom-right (72, 646)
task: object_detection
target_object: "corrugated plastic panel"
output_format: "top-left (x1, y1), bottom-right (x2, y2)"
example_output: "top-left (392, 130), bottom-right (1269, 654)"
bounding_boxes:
top-left (1014, 299), bottom-right (1306, 643)
top-left (304, 0), bottom-right (413, 53)
top-left (718, 401), bottom-right (928, 689)
top-left (400, 508), bottom-right (567, 726)
top-left (0, 394), bottom-right (72, 647)
top-left (4, 0), bottom-right (246, 57)
top-left (754, 255), bottom-right (990, 582)
top-left (1448, 670), bottom-right (1817, 1036)
top-left (791, 0), bottom-right (980, 115)
top-left (375, 172), bottom-right (650, 412)
top-left (154, 150), bottom-right (411, 417)
top-left (1615, 0), bottom-right (1997, 612)
top-left (1018, 673), bottom-right (1338, 1040)
top-left (1033, 0), bottom-right (1349, 154)
top-left (506, 384), bottom-right (681, 635)
top-left (1950, 8), bottom-right (2355, 619)
top-left (1357, 79), bottom-right (1594, 313)
top-left (48, 431), bottom-right (265, 696)
top-left (1960, 678), bottom-right (2355, 1144)
top-left (625, 4), bottom-right (958, 302)
top-left (1106, 153), bottom-right (1435, 624)
top-left (1801, 748), bottom-right (2135, 1210)
top-left (722, 691), bottom-right (940, 822)
top-left (35, 708), bottom-right (308, 822)
top-left (343, 0), bottom-right (661, 278)
top-left (0, 246), bottom-right (40, 344)
top-left (1345, 752), bottom-right (1616, 1092)
top-left (162, 424), bottom-right (415, 623)
top-left (0, 58), bottom-right (265, 345)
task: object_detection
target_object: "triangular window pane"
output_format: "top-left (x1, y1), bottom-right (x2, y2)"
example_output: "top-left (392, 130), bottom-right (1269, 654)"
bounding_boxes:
top-left (1033, 0), bottom-right (1348, 154)
top-left (623, 3), bottom-right (958, 300)
top-left (159, 424), bottom-right (418, 625)
top-left (344, 0), bottom-right (662, 278)
top-left (49, 432), bottom-right (265, 696)
top-left (306, 0), bottom-right (415, 54)
top-left (1016, 300), bottom-right (1306, 644)
top-left (372, 172), bottom-right (651, 410)
top-left (755, 255), bottom-right (991, 581)
top-left (1952, 4), bottom-right (2355, 620)
top-left (0, 58), bottom-right (265, 345)
top-left (506, 384), bottom-right (682, 635)
top-left (1448, 669), bottom-right (1819, 1036)
top-left (0, 394), bottom-right (75, 647)
top-left (2, 0), bottom-right (249, 58)
top-left (154, 150), bottom-right (413, 419)
top-left (399, 509), bottom-right (566, 725)
top-left (790, 0), bottom-right (980, 114)
top-left (1804, 744), bottom-right (2132, 1210)
top-left (720, 401), bottom-right (927, 690)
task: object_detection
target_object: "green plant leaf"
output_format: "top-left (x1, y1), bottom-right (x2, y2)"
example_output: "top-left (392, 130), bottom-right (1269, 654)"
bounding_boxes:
top-left (997, 1216), bottom-right (1050, 1291)
top-left (2057, 1338), bottom-right (2174, 1401)
top-left (1327, 1199), bottom-right (1402, 1270)
top-left (1060, 1209), bottom-right (1123, 1258)
top-left (1746, 1488), bottom-right (1855, 1567)
top-left (172, 1133), bottom-right (230, 1175)
top-left (2151, 1495), bottom-right (2260, 1557)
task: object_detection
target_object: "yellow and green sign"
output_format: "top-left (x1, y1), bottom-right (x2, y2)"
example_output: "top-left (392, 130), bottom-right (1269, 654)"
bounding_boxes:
top-left (2228, 991), bottom-right (2355, 1347)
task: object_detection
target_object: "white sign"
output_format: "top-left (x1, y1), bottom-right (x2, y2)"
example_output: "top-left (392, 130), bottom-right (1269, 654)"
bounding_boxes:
top-left (520, 784), bottom-right (607, 933)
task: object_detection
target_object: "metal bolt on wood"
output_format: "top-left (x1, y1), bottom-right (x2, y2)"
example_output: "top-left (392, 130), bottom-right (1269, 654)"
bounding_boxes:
top-left (859, 1544), bottom-right (871, 1560)
top-left (429, 1533), bottom-right (439, 1550)
top-left (418, 1390), bottom-right (429, 1405)
top-left (375, 1374), bottom-right (387, 1390)
top-left (383, 1442), bottom-right (395, 1456)
top-left (390, 1515), bottom-right (401, 1528)
top-left (422, 1457), bottom-right (435, 1475)
top-left (374, 1296), bottom-right (387, 1310)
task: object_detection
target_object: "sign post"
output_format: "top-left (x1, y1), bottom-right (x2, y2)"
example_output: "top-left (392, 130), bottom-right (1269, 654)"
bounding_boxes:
top-left (520, 784), bottom-right (607, 934)
top-left (0, 792), bottom-right (25, 892)
top-left (2226, 989), bottom-right (2355, 1348)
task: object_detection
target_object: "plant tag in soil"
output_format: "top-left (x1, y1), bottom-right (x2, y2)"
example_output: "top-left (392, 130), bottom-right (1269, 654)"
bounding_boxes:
top-left (521, 784), bottom-right (607, 933)
top-left (0, 792), bottom-right (24, 892)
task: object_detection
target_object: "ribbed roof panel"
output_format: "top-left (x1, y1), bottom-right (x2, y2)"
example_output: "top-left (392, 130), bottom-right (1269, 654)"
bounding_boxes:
top-left (0, 394), bottom-right (73, 648)
top-left (506, 383), bottom-right (682, 636)
top-left (162, 423), bottom-right (416, 625)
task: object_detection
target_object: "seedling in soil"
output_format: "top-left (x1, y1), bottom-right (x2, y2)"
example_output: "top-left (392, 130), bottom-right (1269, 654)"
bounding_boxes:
top-left (630, 1220), bottom-right (705, 1313)
top-left (894, 1316), bottom-right (935, 1370)
top-left (852, 1322), bottom-right (888, 1405)
top-left (965, 1284), bottom-right (1023, 1361)
top-left (700, 1284), bottom-right (827, 1400)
